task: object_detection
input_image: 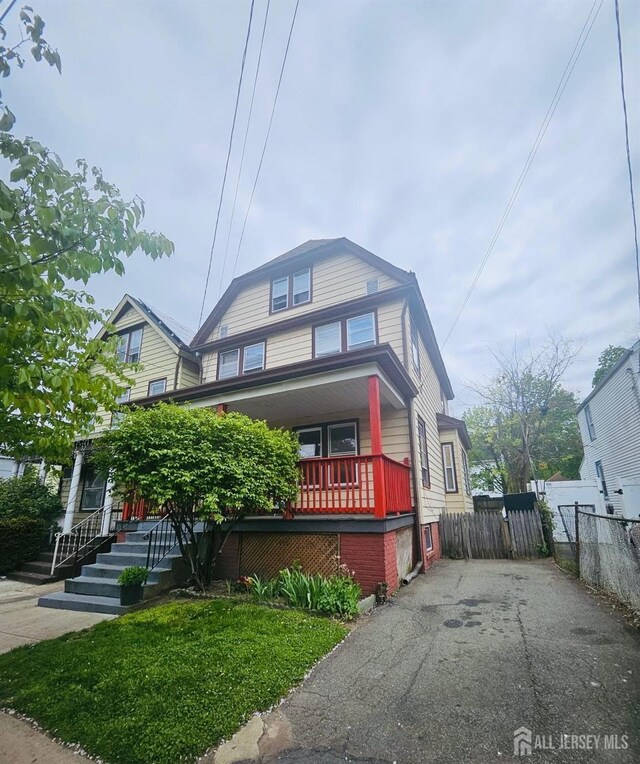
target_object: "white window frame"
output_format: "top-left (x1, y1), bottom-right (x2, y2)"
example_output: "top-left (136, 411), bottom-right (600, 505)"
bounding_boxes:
top-left (148, 378), bottom-right (167, 397)
top-left (292, 269), bottom-right (311, 306)
top-left (242, 342), bottom-right (265, 374)
top-left (219, 349), bottom-right (240, 380)
top-left (314, 321), bottom-right (342, 357)
top-left (417, 417), bottom-right (430, 488)
top-left (584, 404), bottom-right (596, 441)
top-left (346, 312), bottom-right (376, 350)
top-left (116, 327), bottom-right (144, 364)
top-left (442, 442), bottom-right (458, 493)
top-left (425, 524), bottom-right (433, 552)
top-left (271, 268), bottom-right (312, 313)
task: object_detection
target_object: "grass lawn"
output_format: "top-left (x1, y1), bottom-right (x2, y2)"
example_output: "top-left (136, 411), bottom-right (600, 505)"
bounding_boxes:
top-left (0, 599), bottom-right (348, 764)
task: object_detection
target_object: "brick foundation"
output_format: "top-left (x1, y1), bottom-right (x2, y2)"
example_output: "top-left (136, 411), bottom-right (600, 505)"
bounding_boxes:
top-left (422, 521), bottom-right (441, 571)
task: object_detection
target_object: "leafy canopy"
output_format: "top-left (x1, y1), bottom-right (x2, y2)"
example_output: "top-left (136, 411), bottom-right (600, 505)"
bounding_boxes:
top-left (592, 345), bottom-right (627, 388)
top-left (0, 6), bottom-right (173, 464)
top-left (464, 335), bottom-right (583, 494)
top-left (95, 404), bottom-right (301, 519)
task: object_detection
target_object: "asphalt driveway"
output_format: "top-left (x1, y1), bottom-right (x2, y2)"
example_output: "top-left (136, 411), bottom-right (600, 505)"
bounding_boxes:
top-left (214, 559), bottom-right (640, 764)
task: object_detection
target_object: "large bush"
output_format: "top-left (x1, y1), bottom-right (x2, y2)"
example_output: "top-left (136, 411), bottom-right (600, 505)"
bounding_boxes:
top-left (0, 517), bottom-right (46, 573)
top-left (0, 473), bottom-right (61, 525)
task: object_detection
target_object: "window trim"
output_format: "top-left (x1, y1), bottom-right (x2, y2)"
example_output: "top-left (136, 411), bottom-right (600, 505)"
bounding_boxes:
top-left (461, 448), bottom-right (471, 496)
top-left (269, 267), bottom-right (313, 314)
top-left (424, 524), bottom-right (433, 552)
top-left (293, 419), bottom-right (360, 459)
top-left (442, 441), bottom-right (458, 493)
top-left (595, 460), bottom-right (608, 498)
top-left (584, 404), bottom-right (596, 441)
top-left (312, 310), bottom-right (378, 358)
top-left (148, 378), bottom-right (167, 397)
top-left (79, 465), bottom-right (107, 512)
top-left (116, 326), bottom-right (144, 364)
top-left (417, 416), bottom-right (430, 488)
top-left (217, 341), bottom-right (266, 380)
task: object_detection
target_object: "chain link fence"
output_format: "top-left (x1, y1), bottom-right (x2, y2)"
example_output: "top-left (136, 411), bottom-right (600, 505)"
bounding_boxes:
top-left (558, 505), bottom-right (640, 611)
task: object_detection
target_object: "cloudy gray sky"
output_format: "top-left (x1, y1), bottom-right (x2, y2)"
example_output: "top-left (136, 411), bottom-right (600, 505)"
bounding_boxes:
top-left (4, 0), bottom-right (639, 412)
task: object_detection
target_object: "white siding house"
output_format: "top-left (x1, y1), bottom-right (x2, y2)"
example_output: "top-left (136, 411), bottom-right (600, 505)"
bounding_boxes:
top-left (577, 341), bottom-right (640, 519)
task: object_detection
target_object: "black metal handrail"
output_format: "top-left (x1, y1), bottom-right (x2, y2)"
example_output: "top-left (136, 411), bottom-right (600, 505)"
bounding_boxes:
top-left (144, 515), bottom-right (179, 571)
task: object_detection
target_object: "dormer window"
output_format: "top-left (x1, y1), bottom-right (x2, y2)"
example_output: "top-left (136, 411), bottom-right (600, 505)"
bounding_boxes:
top-left (270, 268), bottom-right (311, 313)
top-left (116, 327), bottom-right (143, 363)
top-left (218, 341), bottom-right (266, 380)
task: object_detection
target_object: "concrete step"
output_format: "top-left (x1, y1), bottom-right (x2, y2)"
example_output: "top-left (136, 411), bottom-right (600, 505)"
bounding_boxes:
top-left (65, 576), bottom-right (164, 600)
top-left (20, 560), bottom-right (58, 575)
top-left (80, 563), bottom-right (172, 583)
top-left (109, 541), bottom-right (178, 556)
top-left (38, 591), bottom-right (129, 615)
top-left (8, 570), bottom-right (57, 585)
top-left (96, 551), bottom-right (182, 567)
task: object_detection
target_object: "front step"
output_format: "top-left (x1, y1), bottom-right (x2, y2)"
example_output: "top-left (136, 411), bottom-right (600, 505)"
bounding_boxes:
top-left (39, 527), bottom-right (188, 614)
top-left (8, 537), bottom-right (115, 586)
top-left (38, 591), bottom-right (129, 615)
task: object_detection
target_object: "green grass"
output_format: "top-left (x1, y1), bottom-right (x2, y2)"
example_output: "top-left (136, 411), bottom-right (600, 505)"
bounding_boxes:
top-left (0, 600), bottom-right (348, 764)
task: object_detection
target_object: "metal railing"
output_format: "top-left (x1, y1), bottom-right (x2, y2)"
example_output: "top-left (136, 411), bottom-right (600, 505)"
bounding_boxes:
top-left (144, 515), bottom-right (179, 571)
top-left (50, 506), bottom-right (123, 576)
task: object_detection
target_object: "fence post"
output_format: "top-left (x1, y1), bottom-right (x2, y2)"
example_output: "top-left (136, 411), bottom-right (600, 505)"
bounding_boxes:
top-left (574, 502), bottom-right (580, 577)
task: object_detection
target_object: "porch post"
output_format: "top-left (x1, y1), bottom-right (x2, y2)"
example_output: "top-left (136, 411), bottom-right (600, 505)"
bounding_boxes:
top-left (100, 478), bottom-right (115, 536)
top-left (38, 460), bottom-right (47, 485)
top-left (368, 375), bottom-right (387, 519)
top-left (63, 449), bottom-right (84, 533)
top-left (216, 403), bottom-right (228, 415)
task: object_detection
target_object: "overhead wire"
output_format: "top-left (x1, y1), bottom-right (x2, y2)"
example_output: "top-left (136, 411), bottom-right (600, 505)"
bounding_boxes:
top-left (217, 0), bottom-right (272, 299)
top-left (229, 0), bottom-right (301, 282)
top-left (441, 0), bottom-right (605, 349)
top-left (198, 0), bottom-right (256, 326)
top-left (613, 0), bottom-right (640, 329)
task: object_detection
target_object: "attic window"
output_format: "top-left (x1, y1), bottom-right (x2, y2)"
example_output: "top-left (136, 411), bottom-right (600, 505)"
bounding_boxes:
top-left (218, 324), bottom-right (229, 339)
top-left (270, 268), bottom-right (311, 313)
top-left (366, 278), bottom-right (379, 295)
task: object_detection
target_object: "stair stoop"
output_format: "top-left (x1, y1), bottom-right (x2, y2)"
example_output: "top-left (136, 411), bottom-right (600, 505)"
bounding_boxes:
top-left (37, 527), bottom-right (189, 614)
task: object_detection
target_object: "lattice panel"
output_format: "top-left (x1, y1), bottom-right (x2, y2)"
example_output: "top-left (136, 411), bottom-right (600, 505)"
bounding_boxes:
top-left (239, 533), bottom-right (340, 579)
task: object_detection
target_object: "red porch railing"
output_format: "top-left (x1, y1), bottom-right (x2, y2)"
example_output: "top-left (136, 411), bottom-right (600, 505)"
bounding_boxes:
top-left (293, 455), bottom-right (412, 516)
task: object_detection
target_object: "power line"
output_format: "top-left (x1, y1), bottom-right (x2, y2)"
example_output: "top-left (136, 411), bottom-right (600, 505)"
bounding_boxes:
top-left (230, 0), bottom-right (301, 282)
top-left (0, 0), bottom-right (19, 24)
top-left (442, 0), bottom-right (604, 349)
top-left (217, 0), bottom-right (271, 299)
top-left (614, 0), bottom-right (640, 329)
top-left (198, 0), bottom-right (256, 326)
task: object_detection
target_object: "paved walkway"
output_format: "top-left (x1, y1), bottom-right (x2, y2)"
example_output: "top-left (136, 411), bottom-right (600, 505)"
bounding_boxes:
top-left (0, 578), bottom-right (113, 654)
top-left (213, 560), bottom-right (640, 764)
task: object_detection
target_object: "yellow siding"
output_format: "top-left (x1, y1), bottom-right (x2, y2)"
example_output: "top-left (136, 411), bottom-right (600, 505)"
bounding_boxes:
top-left (90, 304), bottom-right (183, 434)
top-left (376, 299), bottom-right (405, 360)
top-left (179, 357), bottom-right (201, 388)
top-left (207, 252), bottom-right (401, 341)
top-left (439, 428), bottom-right (474, 513)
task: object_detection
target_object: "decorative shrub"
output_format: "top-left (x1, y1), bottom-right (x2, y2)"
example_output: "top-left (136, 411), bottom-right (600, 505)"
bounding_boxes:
top-left (117, 566), bottom-right (149, 586)
top-left (248, 565), bottom-right (362, 619)
top-left (0, 472), bottom-right (61, 526)
top-left (0, 517), bottom-right (46, 574)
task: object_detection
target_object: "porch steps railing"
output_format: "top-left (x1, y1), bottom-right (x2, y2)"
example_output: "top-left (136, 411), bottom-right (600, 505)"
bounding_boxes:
top-left (144, 515), bottom-right (179, 571)
top-left (50, 506), bottom-right (121, 576)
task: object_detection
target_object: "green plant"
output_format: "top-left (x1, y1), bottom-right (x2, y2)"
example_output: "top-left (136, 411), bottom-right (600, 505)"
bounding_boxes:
top-left (0, 472), bottom-right (61, 525)
top-left (117, 566), bottom-right (149, 587)
top-left (0, 516), bottom-right (46, 574)
top-left (95, 405), bottom-right (300, 591)
top-left (317, 575), bottom-right (361, 618)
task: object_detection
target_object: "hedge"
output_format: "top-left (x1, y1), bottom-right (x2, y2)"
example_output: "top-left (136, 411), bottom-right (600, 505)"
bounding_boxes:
top-left (0, 473), bottom-right (61, 525)
top-left (0, 517), bottom-right (46, 574)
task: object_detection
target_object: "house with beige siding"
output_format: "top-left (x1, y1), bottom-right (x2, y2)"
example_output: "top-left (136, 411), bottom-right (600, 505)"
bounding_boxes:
top-left (46, 238), bottom-right (473, 609)
top-left (59, 295), bottom-right (199, 531)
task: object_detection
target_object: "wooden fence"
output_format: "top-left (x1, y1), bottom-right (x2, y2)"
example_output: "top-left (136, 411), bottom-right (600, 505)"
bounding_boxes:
top-left (439, 508), bottom-right (545, 560)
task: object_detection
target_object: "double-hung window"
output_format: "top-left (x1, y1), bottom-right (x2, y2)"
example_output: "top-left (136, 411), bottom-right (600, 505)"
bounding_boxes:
top-left (111, 388), bottom-right (131, 428)
top-left (148, 378), bottom-right (167, 396)
top-left (116, 327), bottom-right (143, 363)
top-left (80, 467), bottom-right (106, 511)
top-left (313, 312), bottom-right (376, 358)
top-left (584, 404), bottom-right (596, 440)
top-left (295, 421), bottom-right (359, 487)
top-left (271, 269), bottom-right (311, 312)
top-left (417, 417), bottom-right (430, 487)
top-left (218, 342), bottom-right (266, 380)
top-left (442, 442), bottom-right (458, 493)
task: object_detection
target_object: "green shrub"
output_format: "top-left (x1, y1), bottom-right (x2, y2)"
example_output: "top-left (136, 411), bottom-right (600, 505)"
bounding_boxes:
top-left (248, 565), bottom-right (362, 619)
top-left (117, 566), bottom-right (149, 586)
top-left (0, 517), bottom-right (46, 574)
top-left (0, 473), bottom-right (61, 526)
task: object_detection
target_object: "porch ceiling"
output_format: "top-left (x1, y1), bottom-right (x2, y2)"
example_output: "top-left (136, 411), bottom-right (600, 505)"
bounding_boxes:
top-left (188, 364), bottom-right (406, 422)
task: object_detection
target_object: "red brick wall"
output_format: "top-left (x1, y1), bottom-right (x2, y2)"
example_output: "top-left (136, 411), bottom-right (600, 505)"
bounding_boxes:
top-left (423, 521), bottom-right (441, 571)
top-left (340, 532), bottom-right (398, 596)
top-left (212, 533), bottom-right (240, 580)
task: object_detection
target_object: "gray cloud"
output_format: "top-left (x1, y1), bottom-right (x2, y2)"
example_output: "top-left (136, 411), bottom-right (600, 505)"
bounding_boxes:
top-left (3, 0), bottom-right (639, 413)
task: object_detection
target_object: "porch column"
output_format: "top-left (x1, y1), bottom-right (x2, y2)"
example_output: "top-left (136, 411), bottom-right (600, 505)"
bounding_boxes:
top-left (63, 449), bottom-right (84, 533)
top-left (216, 403), bottom-right (228, 415)
top-left (38, 460), bottom-right (47, 485)
top-left (368, 375), bottom-right (387, 519)
top-left (100, 478), bottom-right (115, 536)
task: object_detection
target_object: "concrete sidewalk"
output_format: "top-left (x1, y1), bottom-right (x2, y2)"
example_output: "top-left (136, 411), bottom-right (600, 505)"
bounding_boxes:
top-left (0, 578), bottom-right (114, 654)
top-left (212, 559), bottom-right (640, 764)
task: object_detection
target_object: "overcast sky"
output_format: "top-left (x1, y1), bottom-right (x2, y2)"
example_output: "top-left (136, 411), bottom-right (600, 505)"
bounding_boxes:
top-left (4, 0), bottom-right (639, 413)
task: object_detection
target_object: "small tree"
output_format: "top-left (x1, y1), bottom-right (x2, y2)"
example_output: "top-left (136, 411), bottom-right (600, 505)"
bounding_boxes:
top-left (592, 345), bottom-right (627, 388)
top-left (0, 471), bottom-right (61, 526)
top-left (95, 404), bottom-right (301, 591)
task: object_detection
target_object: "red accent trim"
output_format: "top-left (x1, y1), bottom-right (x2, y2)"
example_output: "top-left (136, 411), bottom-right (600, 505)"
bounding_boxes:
top-left (216, 403), bottom-right (228, 414)
top-left (368, 376), bottom-right (386, 518)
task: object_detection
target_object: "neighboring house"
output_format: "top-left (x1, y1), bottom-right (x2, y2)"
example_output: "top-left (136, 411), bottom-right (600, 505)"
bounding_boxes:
top-left (59, 295), bottom-right (199, 531)
top-left (577, 340), bottom-right (640, 519)
top-left (56, 238), bottom-right (473, 598)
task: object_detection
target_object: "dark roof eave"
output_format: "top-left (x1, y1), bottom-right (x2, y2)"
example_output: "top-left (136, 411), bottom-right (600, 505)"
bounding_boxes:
top-left (576, 342), bottom-right (638, 412)
top-left (437, 412), bottom-right (472, 450)
top-left (128, 344), bottom-right (418, 407)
